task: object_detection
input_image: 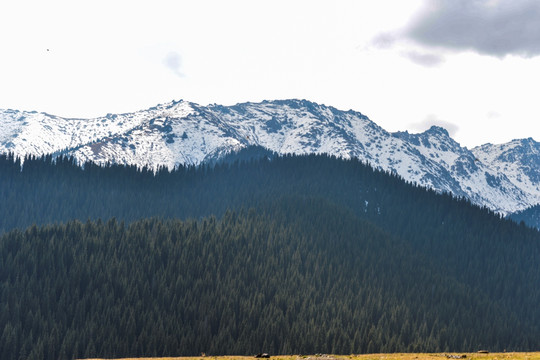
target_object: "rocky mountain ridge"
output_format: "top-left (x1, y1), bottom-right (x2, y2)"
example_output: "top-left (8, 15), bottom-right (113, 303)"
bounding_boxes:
top-left (2, 99), bottom-right (540, 214)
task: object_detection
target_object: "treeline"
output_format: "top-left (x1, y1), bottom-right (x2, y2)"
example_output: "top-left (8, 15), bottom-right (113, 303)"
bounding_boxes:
top-left (1, 150), bottom-right (540, 358)
top-left (0, 200), bottom-right (536, 360)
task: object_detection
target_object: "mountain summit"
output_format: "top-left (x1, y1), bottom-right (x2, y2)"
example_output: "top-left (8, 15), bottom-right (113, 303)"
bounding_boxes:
top-left (1, 99), bottom-right (540, 214)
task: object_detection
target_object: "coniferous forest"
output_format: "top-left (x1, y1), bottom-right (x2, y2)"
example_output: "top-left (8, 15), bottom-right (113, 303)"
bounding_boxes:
top-left (1, 150), bottom-right (540, 359)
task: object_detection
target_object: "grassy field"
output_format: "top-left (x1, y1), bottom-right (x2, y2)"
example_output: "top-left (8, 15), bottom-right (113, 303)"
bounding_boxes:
top-left (81, 353), bottom-right (540, 360)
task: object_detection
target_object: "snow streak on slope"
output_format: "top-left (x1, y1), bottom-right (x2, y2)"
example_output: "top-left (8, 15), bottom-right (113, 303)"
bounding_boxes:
top-left (1, 99), bottom-right (539, 214)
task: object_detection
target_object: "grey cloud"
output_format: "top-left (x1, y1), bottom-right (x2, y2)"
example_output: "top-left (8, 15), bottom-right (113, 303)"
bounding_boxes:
top-left (400, 50), bottom-right (445, 67)
top-left (163, 52), bottom-right (184, 77)
top-left (406, 0), bottom-right (540, 58)
top-left (371, 32), bottom-right (398, 49)
top-left (410, 114), bottom-right (460, 137)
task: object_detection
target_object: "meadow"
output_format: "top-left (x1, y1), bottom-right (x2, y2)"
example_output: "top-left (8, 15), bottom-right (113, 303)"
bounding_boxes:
top-left (82, 353), bottom-right (540, 360)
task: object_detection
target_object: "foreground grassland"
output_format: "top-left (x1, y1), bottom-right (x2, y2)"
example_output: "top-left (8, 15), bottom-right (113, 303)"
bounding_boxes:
top-left (81, 353), bottom-right (540, 360)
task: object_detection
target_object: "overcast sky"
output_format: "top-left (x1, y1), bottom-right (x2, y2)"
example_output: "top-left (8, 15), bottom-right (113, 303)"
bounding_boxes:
top-left (1, 0), bottom-right (540, 148)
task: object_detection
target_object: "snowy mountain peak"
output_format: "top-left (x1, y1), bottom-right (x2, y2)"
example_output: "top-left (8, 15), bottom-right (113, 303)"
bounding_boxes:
top-left (424, 125), bottom-right (450, 137)
top-left (393, 125), bottom-right (460, 155)
top-left (1, 99), bottom-right (540, 214)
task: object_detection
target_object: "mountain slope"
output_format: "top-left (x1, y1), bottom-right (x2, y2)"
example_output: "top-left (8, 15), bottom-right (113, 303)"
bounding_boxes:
top-left (2, 153), bottom-right (540, 359)
top-left (473, 138), bottom-right (540, 208)
top-left (1, 99), bottom-right (539, 214)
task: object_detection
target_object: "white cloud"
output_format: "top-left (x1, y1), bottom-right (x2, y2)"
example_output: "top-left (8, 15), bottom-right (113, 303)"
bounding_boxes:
top-left (163, 52), bottom-right (184, 77)
top-left (487, 111), bottom-right (501, 119)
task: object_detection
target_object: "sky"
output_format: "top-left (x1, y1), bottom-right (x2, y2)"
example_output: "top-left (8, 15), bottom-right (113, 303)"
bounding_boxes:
top-left (1, 0), bottom-right (540, 148)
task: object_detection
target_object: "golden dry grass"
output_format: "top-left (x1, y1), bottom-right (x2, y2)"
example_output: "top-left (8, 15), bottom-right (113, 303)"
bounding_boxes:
top-left (80, 353), bottom-right (540, 360)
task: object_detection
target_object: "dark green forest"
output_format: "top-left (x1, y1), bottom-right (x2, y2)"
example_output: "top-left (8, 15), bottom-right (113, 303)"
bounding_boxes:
top-left (1, 150), bottom-right (540, 359)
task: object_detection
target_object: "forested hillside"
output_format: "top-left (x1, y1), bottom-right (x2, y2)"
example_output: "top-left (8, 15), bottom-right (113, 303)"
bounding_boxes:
top-left (0, 150), bottom-right (511, 234)
top-left (1, 150), bottom-right (540, 359)
top-left (0, 201), bottom-right (537, 360)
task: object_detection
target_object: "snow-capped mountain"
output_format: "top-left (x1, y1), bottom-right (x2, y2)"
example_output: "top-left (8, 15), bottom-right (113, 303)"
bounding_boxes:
top-left (1, 99), bottom-right (540, 215)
